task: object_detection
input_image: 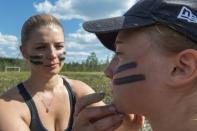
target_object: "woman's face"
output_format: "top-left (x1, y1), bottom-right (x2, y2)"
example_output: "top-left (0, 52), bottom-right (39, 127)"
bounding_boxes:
top-left (105, 28), bottom-right (173, 115)
top-left (23, 24), bottom-right (65, 75)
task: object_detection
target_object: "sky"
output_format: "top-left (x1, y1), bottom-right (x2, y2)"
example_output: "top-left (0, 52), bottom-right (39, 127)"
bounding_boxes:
top-left (0, 0), bottom-right (137, 63)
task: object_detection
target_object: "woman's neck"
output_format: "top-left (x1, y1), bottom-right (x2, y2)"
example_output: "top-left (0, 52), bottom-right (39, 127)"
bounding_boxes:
top-left (24, 72), bottom-right (62, 93)
top-left (148, 95), bottom-right (197, 131)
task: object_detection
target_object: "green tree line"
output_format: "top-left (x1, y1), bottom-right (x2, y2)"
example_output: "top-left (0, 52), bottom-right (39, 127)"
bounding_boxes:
top-left (0, 52), bottom-right (110, 72)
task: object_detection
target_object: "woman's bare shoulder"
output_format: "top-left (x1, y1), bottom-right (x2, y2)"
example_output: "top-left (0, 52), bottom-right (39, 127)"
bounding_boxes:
top-left (0, 85), bottom-right (24, 108)
top-left (0, 87), bottom-right (30, 131)
top-left (61, 76), bottom-right (95, 99)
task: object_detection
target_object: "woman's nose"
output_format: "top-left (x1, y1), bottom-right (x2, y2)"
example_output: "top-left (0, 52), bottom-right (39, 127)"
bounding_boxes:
top-left (47, 46), bottom-right (57, 59)
top-left (104, 56), bottom-right (118, 79)
top-left (104, 65), bottom-right (114, 79)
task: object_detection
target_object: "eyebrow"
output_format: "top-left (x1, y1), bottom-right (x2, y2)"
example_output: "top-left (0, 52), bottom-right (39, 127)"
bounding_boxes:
top-left (34, 42), bottom-right (48, 46)
top-left (55, 42), bottom-right (64, 45)
top-left (34, 42), bottom-right (64, 46)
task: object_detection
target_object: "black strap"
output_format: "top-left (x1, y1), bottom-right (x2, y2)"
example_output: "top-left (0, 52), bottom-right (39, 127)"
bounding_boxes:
top-left (17, 78), bottom-right (76, 131)
top-left (17, 83), bottom-right (47, 131)
top-left (63, 78), bottom-right (76, 131)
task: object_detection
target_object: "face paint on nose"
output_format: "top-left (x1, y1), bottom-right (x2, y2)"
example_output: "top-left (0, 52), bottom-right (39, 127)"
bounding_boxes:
top-left (113, 62), bottom-right (145, 85)
top-left (30, 54), bottom-right (44, 65)
top-left (58, 51), bottom-right (66, 62)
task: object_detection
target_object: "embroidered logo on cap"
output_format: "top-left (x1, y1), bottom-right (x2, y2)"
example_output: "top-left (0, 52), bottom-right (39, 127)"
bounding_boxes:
top-left (177, 6), bottom-right (197, 23)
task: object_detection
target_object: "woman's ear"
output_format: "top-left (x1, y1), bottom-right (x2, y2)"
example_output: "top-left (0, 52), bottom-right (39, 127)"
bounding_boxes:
top-left (20, 45), bottom-right (28, 59)
top-left (169, 49), bottom-right (197, 87)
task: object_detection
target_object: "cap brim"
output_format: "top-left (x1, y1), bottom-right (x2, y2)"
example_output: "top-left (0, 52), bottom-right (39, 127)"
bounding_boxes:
top-left (83, 15), bottom-right (155, 51)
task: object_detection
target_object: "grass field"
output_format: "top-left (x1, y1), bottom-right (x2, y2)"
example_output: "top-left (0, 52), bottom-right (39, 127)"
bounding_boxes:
top-left (0, 71), bottom-right (112, 103)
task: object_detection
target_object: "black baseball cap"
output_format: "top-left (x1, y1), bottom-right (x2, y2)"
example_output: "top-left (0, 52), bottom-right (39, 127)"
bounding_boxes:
top-left (83, 0), bottom-right (197, 51)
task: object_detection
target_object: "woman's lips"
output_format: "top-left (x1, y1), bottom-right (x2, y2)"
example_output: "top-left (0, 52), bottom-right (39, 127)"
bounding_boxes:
top-left (45, 63), bottom-right (59, 68)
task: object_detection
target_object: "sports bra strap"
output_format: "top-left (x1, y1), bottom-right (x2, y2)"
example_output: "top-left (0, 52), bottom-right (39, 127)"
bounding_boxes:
top-left (63, 78), bottom-right (76, 131)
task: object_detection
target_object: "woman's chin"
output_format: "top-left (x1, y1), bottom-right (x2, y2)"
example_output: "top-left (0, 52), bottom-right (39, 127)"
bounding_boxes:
top-left (38, 68), bottom-right (60, 77)
top-left (112, 98), bottom-right (132, 114)
top-left (111, 99), bottom-right (123, 113)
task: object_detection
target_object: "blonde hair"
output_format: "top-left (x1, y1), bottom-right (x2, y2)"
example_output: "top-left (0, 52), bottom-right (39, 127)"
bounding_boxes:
top-left (21, 13), bottom-right (64, 45)
top-left (148, 24), bottom-right (197, 53)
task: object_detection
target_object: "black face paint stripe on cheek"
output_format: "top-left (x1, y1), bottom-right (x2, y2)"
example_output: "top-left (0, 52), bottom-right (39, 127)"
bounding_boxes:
top-left (30, 55), bottom-right (43, 65)
top-left (30, 60), bottom-right (43, 65)
top-left (115, 62), bottom-right (137, 74)
top-left (113, 74), bottom-right (145, 85)
top-left (58, 51), bottom-right (66, 61)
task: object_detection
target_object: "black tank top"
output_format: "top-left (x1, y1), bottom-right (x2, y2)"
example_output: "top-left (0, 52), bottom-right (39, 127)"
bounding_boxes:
top-left (17, 78), bottom-right (76, 131)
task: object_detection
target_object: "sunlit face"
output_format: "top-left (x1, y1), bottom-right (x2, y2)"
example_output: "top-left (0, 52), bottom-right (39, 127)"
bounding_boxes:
top-left (105, 28), bottom-right (172, 114)
top-left (22, 24), bottom-right (65, 75)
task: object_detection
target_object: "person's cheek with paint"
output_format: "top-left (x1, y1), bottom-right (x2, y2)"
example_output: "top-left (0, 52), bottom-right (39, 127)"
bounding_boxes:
top-left (113, 62), bottom-right (145, 85)
top-left (29, 51), bottom-right (66, 66)
top-left (111, 61), bottom-right (146, 113)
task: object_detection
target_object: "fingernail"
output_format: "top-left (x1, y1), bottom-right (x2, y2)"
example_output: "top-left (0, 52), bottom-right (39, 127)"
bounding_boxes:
top-left (99, 92), bottom-right (105, 98)
top-left (108, 106), bottom-right (116, 112)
